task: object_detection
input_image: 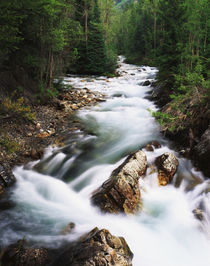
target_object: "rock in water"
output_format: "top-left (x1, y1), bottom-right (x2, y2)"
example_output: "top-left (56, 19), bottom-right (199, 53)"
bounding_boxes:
top-left (91, 150), bottom-right (147, 214)
top-left (53, 227), bottom-right (133, 266)
top-left (0, 165), bottom-right (16, 194)
top-left (155, 152), bottom-right (179, 186)
top-left (142, 80), bottom-right (151, 86)
top-left (1, 240), bottom-right (50, 266)
top-left (3, 228), bottom-right (133, 266)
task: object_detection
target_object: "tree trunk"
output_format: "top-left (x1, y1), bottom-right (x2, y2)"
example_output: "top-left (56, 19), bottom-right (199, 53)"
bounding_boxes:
top-left (49, 50), bottom-right (54, 89)
top-left (85, 9), bottom-right (88, 45)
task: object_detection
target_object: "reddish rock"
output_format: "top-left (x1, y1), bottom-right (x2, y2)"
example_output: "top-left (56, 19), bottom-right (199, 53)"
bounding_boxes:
top-left (155, 152), bottom-right (179, 186)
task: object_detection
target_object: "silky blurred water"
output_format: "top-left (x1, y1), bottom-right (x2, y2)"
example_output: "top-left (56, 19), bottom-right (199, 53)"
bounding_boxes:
top-left (1, 57), bottom-right (210, 266)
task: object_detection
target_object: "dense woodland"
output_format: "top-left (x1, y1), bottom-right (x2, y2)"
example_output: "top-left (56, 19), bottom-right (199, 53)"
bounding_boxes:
top-left (0, 0), bottom-right (209, 134)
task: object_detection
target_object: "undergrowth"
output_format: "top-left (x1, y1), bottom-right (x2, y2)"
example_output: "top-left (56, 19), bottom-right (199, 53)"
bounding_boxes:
top-left (0, 93), bottom-right (36, 121)
top-left (152, 67), bottom-right (209, 133)
top-left (0, 136), bottom-right (20, 154)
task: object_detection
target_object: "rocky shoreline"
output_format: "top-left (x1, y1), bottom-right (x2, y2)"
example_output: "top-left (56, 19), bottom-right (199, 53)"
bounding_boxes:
top-left (0, 87), bottom-right (106, 196)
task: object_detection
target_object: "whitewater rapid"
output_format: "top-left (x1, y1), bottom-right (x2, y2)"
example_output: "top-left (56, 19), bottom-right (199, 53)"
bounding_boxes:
top-left (1, 57), bottom-right (210, 266)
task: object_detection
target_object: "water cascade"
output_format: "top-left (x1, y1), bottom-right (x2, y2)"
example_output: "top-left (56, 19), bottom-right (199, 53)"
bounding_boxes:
top-left (1, 57), bottom-right (210, 266)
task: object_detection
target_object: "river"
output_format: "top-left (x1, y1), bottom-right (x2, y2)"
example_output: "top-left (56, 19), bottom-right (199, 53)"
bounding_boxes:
top-left (1, 57), bottom-right (210, 265)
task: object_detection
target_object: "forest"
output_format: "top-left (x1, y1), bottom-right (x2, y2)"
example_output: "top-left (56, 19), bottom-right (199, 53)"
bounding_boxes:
top-left (1, 0), bottom-right (209, 94)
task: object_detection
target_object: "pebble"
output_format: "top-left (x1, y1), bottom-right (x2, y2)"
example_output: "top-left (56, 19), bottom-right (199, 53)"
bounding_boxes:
top-left (36, 123), bottom-right (41, 130)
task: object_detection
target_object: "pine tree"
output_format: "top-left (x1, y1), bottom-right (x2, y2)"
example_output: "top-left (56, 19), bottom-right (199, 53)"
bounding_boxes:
top-left (86, 0), bottom-right (107, 74)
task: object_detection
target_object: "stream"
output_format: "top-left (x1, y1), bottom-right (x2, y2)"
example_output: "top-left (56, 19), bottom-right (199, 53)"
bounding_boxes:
top-left (1, 57), bottom-right (210, 265)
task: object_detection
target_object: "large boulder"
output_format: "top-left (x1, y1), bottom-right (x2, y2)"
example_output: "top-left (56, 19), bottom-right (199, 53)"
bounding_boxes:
top-left (53, 227), bottom-right (133, 266)
top-left (91, 150), bottom-right (147, 214)
top-left (155, 152), bottom-right (179, 186)
top-left (193, 126), bottom-right (210, 177)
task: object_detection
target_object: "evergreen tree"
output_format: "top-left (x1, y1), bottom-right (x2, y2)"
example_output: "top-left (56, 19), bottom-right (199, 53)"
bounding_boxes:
top-left (157, 0), bottom-right (186, 81)
top-left (86, 0), bottom-right (107, 74)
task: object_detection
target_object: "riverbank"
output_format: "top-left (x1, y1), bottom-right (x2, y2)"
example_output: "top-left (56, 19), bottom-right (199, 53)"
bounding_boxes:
top-left (0, 86), bottom-right (106, 195)
top-left (146, 80), bottom-right (210, 178)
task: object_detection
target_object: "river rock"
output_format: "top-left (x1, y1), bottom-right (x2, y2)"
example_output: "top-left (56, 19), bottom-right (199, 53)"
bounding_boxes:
top-left (1, 240), bottom-right (50, 266)
top-left (0, 165), bottom-right (16, 194)
top-left (30, 148), bottom-right (44, 160)
top-left (145, 144), bottom-right (154, 152)
top-left (142, 80), bottom-right (151, 86)
top-left (150, 141), bottom-right (161, 149)
top-left (61, 222), bottom-right (75, 235)
top-left (155, 152), bottom-right (179, 186)
top-left (53, 227), bottom-right (133, 266)
top-left (91, 150), bottom-right (147, 214)
top-left (193, 126), bottom-right (210, 177)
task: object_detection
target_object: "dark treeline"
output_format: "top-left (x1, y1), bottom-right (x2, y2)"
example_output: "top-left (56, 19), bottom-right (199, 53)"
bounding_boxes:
top-left (0, 0), bottom-right (209, 125)
top-left (116, 0), bottom-right (209, 136)
top-left (0, 0), bottom-right (117, 99)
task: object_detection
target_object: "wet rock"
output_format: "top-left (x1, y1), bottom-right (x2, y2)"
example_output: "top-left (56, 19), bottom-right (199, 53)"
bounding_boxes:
top-left (179, 148), bottom-right (190, 158)
top-left (30, 148), bottom-right (44, 160)
top-left (193, 208), bottom-right (204, 221)
top-left (53, 227), bottom-right (133, 266)
top-left (142, 80), bottom-right (151, 86)
top-left (96, 98), bottom-right (106, 102)
top-left (113, 93), bottom-right (124, 98)
top-left (155, 152), bottom-right (179, 186)
top-left (145, 144), bottom-right (154, 152)
top-left (0, 165), bottom-right (16, 194)
top-left (91, 150), bottom-right (147, 214)
top-left (61, 222), bottom-right (75, 235)
top-left (150, 141), bottom-right (161, 149)
top-left (193, 126), bottom-right (210, 177)
top-left (1, 240), bottom-right (50, 266)
top-left (144, 141), bottom-right (161, 152)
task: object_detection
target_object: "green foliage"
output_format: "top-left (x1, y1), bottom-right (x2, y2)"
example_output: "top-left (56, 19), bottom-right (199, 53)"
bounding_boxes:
top-left (0, 136), bottom-right (20, 154)
top-left (35, 83), bottom-right (59, 103)
top-left (152, 67), bottom-right (209, 133)
top-left (0, 95), bottom-right (36, 121)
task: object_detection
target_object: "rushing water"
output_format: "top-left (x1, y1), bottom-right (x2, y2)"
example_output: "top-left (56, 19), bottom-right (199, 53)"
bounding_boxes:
top-left (1, 57), bottom-right (210, 265)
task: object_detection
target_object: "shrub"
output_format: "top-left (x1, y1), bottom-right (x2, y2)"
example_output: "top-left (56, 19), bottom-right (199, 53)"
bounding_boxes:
top-left (0, 96), bottom-right (36, 121)
top-left (0, 136), bottom-right (20, 154)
